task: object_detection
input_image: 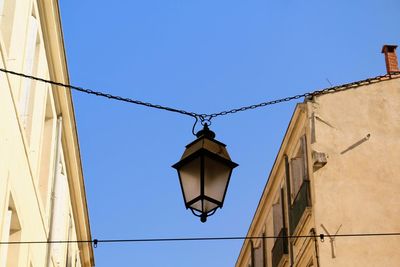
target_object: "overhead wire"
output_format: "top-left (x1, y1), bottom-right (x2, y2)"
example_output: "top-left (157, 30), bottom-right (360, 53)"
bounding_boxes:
top-left (1, 232), bottom-right (400, 247)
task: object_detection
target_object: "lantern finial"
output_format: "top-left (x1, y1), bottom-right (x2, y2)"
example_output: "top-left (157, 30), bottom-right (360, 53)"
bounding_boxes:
top-left (200, 214), bottom-right (207, 223)
top-left (196, 124), bottom-right (215, 139)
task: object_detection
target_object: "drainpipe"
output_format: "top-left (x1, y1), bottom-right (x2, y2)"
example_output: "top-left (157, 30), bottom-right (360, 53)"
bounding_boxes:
top-left (45, 117), bottom-right (63, 267)
top-left (311, 228), bottom-right (321, 267)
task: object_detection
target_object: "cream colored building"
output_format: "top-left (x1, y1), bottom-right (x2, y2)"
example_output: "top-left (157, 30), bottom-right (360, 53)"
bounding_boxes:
top-left (0, 0), bottom-right (94, 266)
top-left (236, 46), bottom-right (400, 267)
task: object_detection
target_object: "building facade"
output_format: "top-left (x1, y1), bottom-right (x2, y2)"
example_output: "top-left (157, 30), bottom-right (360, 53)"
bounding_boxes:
top-left (0, 0), bottom-right (94, 266)
top-left (236, 46), bottom-right (400, 267)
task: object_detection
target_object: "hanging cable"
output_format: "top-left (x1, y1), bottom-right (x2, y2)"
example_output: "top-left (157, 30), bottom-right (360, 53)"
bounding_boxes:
top-left (0, 68), bottom-right (198, 118)
top-left (0, 232), bottom-right (399, 246)
top-left (1, 68), bottom-right (399, 128)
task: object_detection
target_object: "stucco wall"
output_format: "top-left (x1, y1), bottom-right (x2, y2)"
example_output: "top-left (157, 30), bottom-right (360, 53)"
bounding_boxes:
top-left (310, 78), bottom-right (400, 267)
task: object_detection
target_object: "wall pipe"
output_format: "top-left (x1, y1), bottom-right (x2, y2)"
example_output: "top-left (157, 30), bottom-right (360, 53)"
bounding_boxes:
top-left (45, 116), bottom-right (62, 267)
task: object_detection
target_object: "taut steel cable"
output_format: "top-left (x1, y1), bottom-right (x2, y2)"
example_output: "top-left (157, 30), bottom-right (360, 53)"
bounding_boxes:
top-left (0, 232), bottom-right (399, 246)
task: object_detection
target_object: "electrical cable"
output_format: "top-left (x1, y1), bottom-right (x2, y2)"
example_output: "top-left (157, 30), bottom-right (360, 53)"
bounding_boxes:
top-left (2, 68), bottom-right (399, 129)
top-left (1, 232), bottom-right (399, 246)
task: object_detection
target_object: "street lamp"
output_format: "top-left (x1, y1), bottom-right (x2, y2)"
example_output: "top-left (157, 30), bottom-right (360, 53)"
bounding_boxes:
top-left (172, 124), bottom-right (238, 223)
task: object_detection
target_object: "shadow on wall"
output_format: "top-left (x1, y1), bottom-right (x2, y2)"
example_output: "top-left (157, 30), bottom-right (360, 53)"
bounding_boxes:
top-left (340, 134), bottom-right (370, 155)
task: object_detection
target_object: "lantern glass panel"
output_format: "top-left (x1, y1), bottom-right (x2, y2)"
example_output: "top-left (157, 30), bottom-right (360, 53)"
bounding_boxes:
top-left (190, 199), bottom-right (219, 213)
top-left (204, 156), bottom-right (232, 203)
top-left (190, 200), bottom-right (202, 212)
top-left (179, 157), bottom-right (201, 204)
top-left (203, 200), bottom-right (219, 213)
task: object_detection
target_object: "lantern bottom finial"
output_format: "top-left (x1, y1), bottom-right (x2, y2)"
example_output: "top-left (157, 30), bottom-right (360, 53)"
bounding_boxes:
top-left (200, 213), bottom-right (207, 223)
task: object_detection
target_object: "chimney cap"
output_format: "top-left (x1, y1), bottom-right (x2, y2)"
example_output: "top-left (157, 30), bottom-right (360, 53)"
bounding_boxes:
top-left (382, 44), bottom-right (398, 53)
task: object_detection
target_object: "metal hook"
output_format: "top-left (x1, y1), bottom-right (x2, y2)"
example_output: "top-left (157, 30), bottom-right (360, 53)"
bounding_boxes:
top-left (191, 116), bottom-right (199, 136)
top-left (319, 234), bottom-right (325, 242)
top-left (93, 239), bottom-right (98, 248)
top-left (200, 115), bottom-right (212, 127)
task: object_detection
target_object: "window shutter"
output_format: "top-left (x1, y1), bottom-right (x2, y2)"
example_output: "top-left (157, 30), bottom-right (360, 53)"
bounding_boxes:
top-left (0, 0), bottom-right (17, 52)
top-left (291, 157), bottom-right (303, 199)
top-left (249, 240), bottom-right (254, 267)
top-left (253, 239), bottom-right (264, 267)
top-left (66, 216), bottom-right (73, 267)
top-left (273, 201), bottom-right (283, 237)
top-left (51, 167), bottom-right (69, 264)
top-left (290, 135), bottom-right (308, 200)
top-left (19, 15), bottom-right (38, 128)
top-left (0, 0), bottom-right (4, 17)
top-left (300, 135), bottom-right (308, 180)
top-left (75, 250), bottom-right (82, 267)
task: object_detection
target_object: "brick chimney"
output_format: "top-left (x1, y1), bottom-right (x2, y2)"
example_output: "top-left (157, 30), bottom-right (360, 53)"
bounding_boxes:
top-left (381, 45), bottom-right (399, 74)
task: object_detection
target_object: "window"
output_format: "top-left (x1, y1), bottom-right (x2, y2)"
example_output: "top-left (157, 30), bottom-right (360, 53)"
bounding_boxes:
top-left (0, 0), bottom-right (16, 54)
top-left (19, 11), bottom-right (41, 141)
top-left (290, 135), bottom-right (308, 201)
top-left (0, 195), bottom-right (22, 267)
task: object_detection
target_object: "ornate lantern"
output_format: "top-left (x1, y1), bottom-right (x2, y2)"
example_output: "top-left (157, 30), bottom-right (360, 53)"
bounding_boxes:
top-left (172, 124), bottom-right (238, 222)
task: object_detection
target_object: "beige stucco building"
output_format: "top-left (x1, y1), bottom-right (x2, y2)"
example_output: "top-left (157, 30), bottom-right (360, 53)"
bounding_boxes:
top-left (236, 46), bottom-right (400, 267)
top-left (0, 0), bottom-right (94, 266)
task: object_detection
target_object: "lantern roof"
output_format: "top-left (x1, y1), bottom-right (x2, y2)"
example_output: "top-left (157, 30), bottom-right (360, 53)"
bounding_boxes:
top-left (173, 125), bottom-right (237, 169)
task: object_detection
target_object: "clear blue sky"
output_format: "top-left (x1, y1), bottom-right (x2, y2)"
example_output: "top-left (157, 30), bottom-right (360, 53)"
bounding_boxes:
top-left (59, 0), bottom-right (399, 266)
